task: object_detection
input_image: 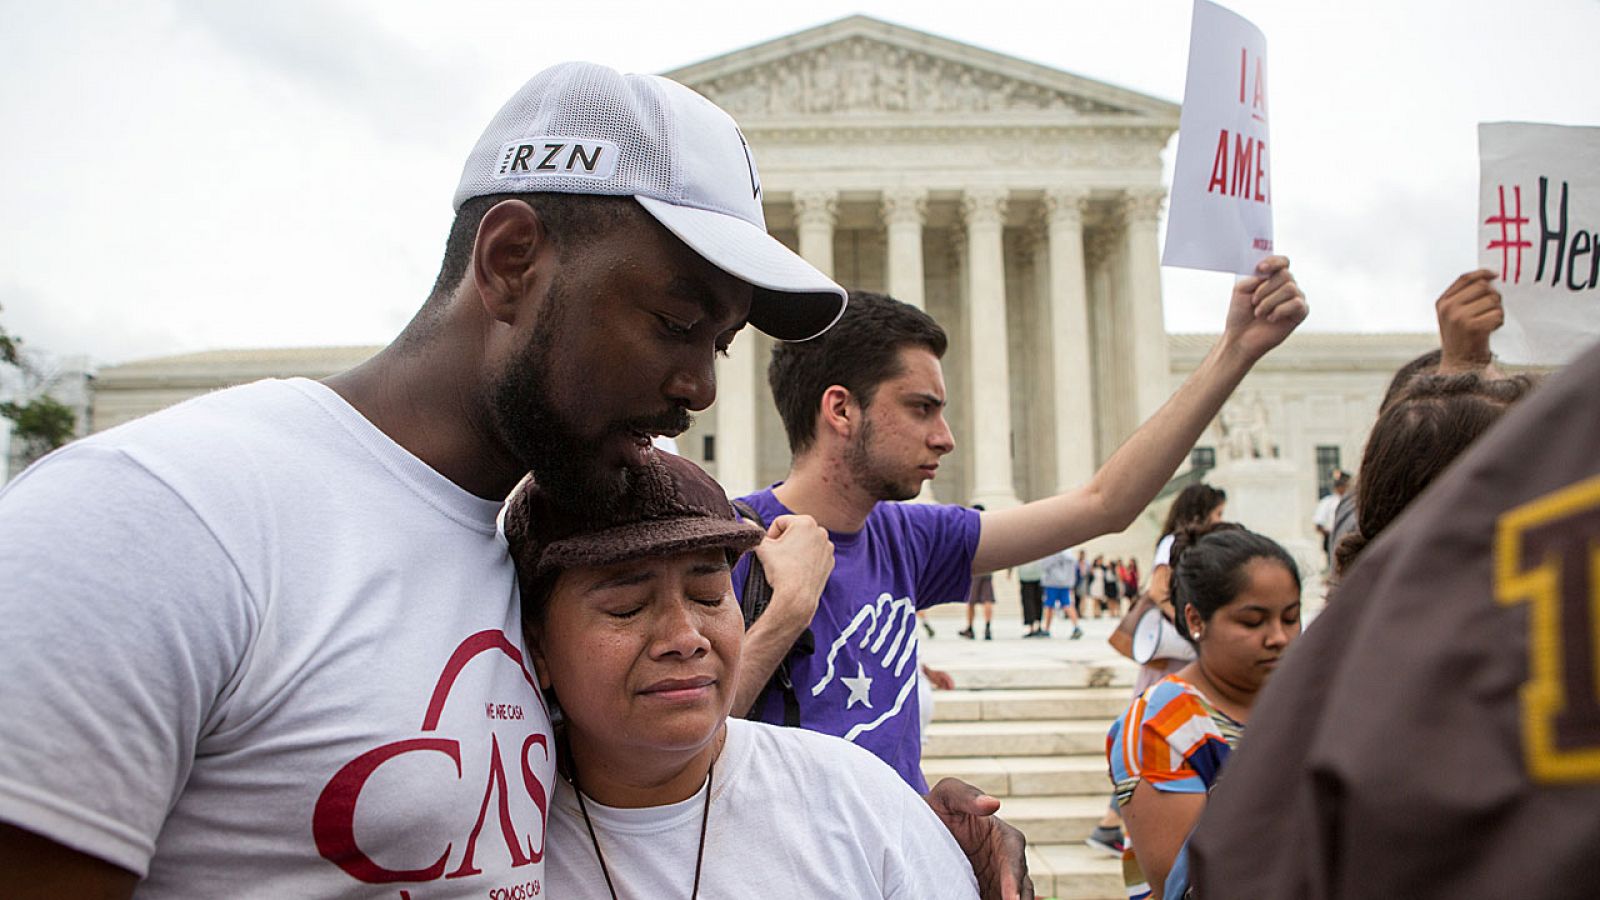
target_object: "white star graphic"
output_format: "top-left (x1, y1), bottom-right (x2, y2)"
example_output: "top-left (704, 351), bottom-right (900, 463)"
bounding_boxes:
top-left (841, 662), bottom-right (874, 710)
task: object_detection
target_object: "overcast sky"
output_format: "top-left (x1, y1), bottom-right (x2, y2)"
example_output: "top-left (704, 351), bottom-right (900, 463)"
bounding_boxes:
top-left (3, 0), bottom-right (1596, 366)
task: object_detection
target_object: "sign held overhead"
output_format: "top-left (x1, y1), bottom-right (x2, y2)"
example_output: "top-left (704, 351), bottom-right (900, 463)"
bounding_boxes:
top-left (1479, 122), bottom-right (1600, 366)
top-left (1163, 0), bottom-right (1273, 276)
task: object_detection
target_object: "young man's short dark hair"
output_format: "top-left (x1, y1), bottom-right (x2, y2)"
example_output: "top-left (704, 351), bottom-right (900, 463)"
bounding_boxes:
top-left (767, 290), bottom-right (948, 454)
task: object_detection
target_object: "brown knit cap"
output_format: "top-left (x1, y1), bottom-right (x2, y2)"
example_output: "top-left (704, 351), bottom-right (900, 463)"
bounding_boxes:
top-left (504, 451), bottom-right (763, 577)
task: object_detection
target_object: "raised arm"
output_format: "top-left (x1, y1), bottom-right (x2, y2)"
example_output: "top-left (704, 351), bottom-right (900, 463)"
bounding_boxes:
top-left (730, 514), bottom-right (834, 716)
top-left (972, 257), bottom-right (1307, 574)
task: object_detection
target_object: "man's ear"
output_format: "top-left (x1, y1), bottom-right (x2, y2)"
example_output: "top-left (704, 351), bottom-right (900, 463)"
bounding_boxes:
top-left (819, 385), bottom-right (857, 440)
top-left (472, 199), bottom-right (551, 326)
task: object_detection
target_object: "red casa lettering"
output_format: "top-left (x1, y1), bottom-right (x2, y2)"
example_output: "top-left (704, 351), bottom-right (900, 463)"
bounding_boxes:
top-left (312, 733), bottom-right (551, 884)
top-left (447, 734), bottom-right (550, 877)
top-left (314, 739), bottom-right (462, 883)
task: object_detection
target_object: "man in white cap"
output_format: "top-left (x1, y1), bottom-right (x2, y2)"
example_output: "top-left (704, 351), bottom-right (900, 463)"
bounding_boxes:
top-left (0, 63), bottom-right (1025, 899)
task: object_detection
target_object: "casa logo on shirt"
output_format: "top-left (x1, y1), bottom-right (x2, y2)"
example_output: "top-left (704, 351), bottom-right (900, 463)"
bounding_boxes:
top-left (810, 592), bottom-right (921, 741)
top-left (312, 630), bottom-right (554, 894)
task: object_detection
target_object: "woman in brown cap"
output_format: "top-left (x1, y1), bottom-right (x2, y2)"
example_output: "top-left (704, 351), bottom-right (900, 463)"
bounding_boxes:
top-left (504, 452), bottom-right (978, 899)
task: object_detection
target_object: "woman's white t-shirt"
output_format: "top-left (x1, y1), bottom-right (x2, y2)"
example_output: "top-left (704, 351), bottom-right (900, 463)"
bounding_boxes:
top-left (547, 719), bottom-right (979, 898)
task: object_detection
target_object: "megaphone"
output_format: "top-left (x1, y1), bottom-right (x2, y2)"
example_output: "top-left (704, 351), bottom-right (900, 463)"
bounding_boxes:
top-left (1132, 607), bottom-right (1197, 665)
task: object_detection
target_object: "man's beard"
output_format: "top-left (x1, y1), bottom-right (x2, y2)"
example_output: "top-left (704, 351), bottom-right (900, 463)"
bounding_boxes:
top-left (844, 416), bottom-right (920, 502)
top-left (488, 280), bottom-right (691, 513)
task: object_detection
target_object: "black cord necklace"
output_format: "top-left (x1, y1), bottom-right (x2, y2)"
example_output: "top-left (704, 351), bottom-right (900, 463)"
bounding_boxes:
top-left (568, 751), bottom-right (714, 900)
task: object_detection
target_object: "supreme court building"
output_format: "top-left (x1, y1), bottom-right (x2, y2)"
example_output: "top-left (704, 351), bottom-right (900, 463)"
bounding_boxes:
top-left (668, 16), bottom-right (1180, 511)
top-left (80, 17), bottom-right (1435, 557)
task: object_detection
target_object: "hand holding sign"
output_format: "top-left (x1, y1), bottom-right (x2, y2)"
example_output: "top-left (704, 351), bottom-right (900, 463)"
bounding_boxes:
top-left (1222, 255), bottom-right (1308, 362)
top-left (1435, 269), bottom-right (1505, 372)
top-left (1164, 0), bottom-right (1274, 275)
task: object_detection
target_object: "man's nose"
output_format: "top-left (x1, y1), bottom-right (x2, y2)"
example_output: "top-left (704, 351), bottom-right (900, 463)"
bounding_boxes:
top-left (665, 351), bottom-right (717, 412)
top-left (929, 413), bottom-right (956, 454)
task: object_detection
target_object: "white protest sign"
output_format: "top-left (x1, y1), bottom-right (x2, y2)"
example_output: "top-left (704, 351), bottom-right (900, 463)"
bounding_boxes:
top-left (1163, 0), bottom-right (1273, 275)
top-left (1479, 122), bottom-right (1600, 366)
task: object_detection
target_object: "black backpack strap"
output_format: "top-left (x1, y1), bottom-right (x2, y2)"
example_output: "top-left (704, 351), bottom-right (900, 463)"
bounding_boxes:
top-left (731, 499), bottom-right (813, 728)
top-left (732, 500), bottom-right (772, 630)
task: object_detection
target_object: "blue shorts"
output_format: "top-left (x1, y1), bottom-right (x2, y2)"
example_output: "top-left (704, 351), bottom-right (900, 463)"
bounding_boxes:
top-left (1043, 587), bottom-right (1072, 609)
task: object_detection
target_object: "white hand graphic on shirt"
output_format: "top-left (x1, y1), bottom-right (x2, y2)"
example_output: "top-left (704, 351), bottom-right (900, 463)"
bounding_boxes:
top-left (811, 592), bottom-right (919, 741)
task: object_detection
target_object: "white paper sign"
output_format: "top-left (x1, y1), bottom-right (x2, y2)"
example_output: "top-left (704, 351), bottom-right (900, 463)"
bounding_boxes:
top-left (1162, 0), bottom-right (1273, 275)
top-left (1479, 122), bottom-right (1600, 366)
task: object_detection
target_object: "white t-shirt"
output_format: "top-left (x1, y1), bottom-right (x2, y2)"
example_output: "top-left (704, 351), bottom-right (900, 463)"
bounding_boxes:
top-left (0, 379), bottom-right (555, 898)
top-left (547, 719), bottom-right (979, 899)
top-left (1312, 492), bottom-right (1340, 532)
top-left (1153, 533), bottom-right (1176, 567)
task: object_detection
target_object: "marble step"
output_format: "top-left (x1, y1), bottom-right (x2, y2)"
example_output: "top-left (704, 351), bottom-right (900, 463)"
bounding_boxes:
top-left (930, 687), bottom-right (1133, 723)
top-left (926, 659), bottom-right (1135, 691)
top-left (987, 794), bottom-right (1115, 845)
top-left (922, 753), bottom-right (1111, 799)
top-left (923, 719), bottom-right (1110, 759)
top-left (1028, 841), bottom-right (1126, 900)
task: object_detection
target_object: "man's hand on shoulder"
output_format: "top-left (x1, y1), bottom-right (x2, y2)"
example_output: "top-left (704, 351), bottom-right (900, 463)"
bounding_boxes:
top-left (1222, 255), bottom-right (1308, 363)
top-left (752, 514), bottom-right (834, 631)
top-left (925, 778), bottom-right (1034, 900)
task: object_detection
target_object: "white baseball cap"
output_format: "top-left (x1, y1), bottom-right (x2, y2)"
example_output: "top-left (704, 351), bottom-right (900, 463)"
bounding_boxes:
top-left (454, 62), bottom-right (846, 342)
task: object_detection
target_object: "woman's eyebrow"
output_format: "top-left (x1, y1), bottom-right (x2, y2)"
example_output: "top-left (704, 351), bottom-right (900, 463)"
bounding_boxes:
top-left (689, 560), bottom-right (731, 576)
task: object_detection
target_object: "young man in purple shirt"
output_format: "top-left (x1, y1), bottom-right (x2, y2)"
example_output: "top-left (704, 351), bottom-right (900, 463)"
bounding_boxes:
top-left (732, 268), bottom-right (1307, 791)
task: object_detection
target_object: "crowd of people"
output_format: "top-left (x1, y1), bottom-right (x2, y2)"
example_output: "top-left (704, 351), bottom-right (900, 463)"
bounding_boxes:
top-left (0, 58), bottom-right (1591, 900)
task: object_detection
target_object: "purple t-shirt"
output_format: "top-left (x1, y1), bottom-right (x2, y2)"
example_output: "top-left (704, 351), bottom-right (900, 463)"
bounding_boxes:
top-left (734, 487), bottom-right (981, 791)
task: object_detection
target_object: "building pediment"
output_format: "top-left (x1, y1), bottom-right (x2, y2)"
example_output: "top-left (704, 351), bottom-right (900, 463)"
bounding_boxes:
top-left (665, 15), bottom-right (1179, 126)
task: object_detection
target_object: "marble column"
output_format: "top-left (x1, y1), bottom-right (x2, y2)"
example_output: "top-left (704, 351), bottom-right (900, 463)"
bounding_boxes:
top-left (961, 188), bottom-right (1020, 510)
top-left (1121, 188), bottom-right (1171, 425)
top-left (792, 189), bottom-right (837, 278)
top-left (881, 188), bottom-right (928, 309)
top-left (1086, 228), bottom-right (1122, 466)
top-left (713, 335), bottom-right (758, 498)
top-left (1043, 187), bottom-right (1096, 493)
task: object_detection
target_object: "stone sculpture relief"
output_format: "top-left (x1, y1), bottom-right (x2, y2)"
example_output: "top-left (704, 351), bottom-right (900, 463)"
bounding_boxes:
top-left (1215, 392), bottom-right (1280, 460)
top-left (690, 37), bottom-right (1125, 118)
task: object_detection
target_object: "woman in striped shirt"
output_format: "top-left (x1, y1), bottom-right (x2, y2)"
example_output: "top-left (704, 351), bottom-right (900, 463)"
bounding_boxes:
top-left (1106, 524), bottom-right (1302, 899)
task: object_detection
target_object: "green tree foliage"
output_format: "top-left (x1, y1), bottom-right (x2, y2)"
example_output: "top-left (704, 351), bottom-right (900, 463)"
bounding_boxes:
top-left (0, 305), bottom-right (77, 463)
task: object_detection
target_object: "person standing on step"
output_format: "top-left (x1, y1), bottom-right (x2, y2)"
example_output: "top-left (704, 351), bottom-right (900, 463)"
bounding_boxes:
top-left (730, 263), bottom-right (1307, 797)
top-left (1038, 547), bottom-right (1083, 639)
top-left (959, 504), bottom-right (995, 640)
top-left (1016, 557), bottom-right (1046, 637)
top-left (1087, 555), bottom-right (1109, 618)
